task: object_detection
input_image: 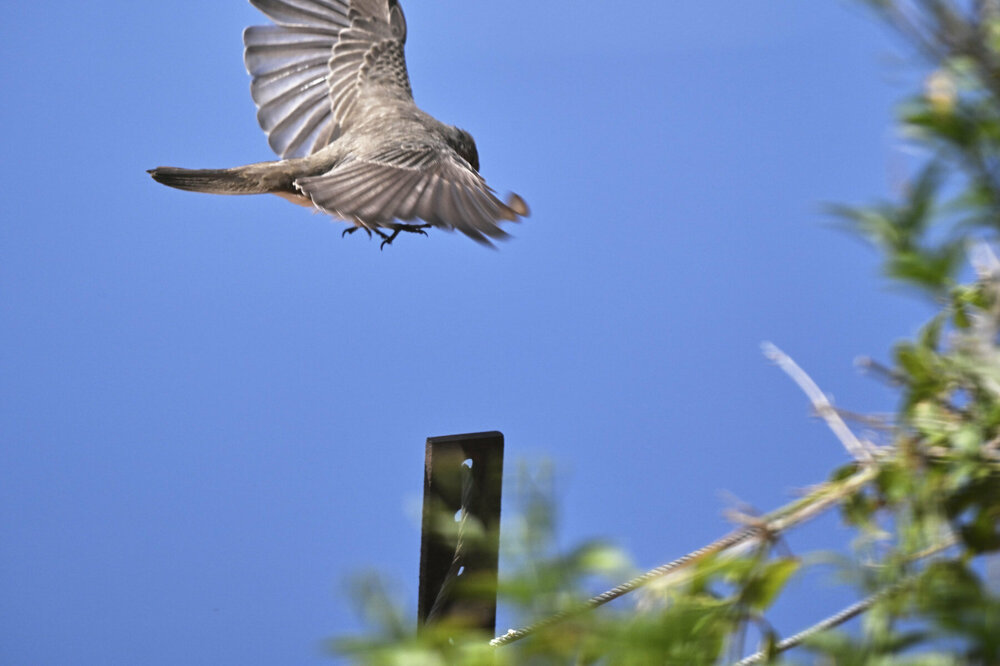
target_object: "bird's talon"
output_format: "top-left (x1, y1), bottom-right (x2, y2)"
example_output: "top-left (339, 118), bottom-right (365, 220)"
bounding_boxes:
top-left (342, 226), bottom-right (373, 239)
top-left (375, 224), bottom-right (430, 249)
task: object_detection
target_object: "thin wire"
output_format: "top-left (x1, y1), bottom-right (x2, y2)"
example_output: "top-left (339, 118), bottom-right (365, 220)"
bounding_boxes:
top-left (490, 526), bottom-right (760, 647)
top-left (491, 466), bottom-right (879, 647)
top-left (732, 593), bottom-right (882, 666)
top-left (733, 536), bottom-right (958, 665)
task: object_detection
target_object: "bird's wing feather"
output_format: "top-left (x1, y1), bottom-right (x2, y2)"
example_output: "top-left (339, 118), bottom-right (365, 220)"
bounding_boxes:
top-left (326, 1), bottom-right (411, 129)
top-left (244, 0), bottom-right (410, 160)
top-left (295, 145), bottom-right (524, 245)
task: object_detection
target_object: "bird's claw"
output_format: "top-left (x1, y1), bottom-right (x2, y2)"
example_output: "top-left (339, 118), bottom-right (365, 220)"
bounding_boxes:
top-left (378, 231), bottom-right (398, 250)
top-left (377, 224), bottom-right (431, 250)
top-left (342, 226), bottom-right (372, 239)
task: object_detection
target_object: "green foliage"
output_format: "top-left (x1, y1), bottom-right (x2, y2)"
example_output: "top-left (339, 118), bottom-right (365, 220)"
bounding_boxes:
top-left (332, 471), bottom-right (803, 664)
top-left (332, 2), bottom-right (1000, 663)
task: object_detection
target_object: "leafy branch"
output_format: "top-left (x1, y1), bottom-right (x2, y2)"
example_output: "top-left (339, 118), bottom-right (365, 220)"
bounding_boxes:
top-left (331, 1), bottom-right (1000, 663)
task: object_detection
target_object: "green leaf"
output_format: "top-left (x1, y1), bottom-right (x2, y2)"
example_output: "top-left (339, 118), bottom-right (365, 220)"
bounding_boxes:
top-left (741, 558), bottom-right (801, 611)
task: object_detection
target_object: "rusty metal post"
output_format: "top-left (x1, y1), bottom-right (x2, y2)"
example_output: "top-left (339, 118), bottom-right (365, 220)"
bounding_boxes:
top-left (418, 431), bottom-right (504, 634)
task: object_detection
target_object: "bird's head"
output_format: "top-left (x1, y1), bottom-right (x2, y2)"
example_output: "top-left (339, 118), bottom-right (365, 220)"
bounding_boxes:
top-left (446, 126), bottom-right (480, 173)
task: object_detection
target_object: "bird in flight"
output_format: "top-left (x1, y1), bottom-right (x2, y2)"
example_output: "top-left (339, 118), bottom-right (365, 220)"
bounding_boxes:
top-left (149, 0), bottom-right (528, 248)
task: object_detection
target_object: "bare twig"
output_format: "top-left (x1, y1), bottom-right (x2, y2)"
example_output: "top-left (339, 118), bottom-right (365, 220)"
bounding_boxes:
top-left (763, 343), bottom-right (878, 463)
top-left (832, 408), bottom-right (896, 431)
top-left (884, 2), bottom-right (947, 61)
top-left (855, 356), bottom-right (907, 386)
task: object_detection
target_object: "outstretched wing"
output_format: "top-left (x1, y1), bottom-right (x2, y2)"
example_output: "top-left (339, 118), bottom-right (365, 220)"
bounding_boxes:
top-left (244, 0), bottom-right (410, 160)
top-left (295, 145), bottom-right (527, 245)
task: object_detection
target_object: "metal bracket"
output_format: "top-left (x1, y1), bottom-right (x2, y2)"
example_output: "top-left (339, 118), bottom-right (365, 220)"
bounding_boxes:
top-left (418, 431), bottom-right (504, 634)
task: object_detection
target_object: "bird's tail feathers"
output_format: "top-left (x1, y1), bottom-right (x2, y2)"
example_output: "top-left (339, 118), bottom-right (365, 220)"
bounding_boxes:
top-left (147, 165), bottom-right (272, 195)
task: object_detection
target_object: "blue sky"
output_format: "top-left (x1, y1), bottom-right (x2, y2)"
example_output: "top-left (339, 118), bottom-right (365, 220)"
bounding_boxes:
top-left (1, 1), bottom-right (934, 663)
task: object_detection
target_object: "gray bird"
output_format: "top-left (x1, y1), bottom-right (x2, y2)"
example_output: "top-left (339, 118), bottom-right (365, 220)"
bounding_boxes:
top-left (149, 0), bottom-right (528, 247)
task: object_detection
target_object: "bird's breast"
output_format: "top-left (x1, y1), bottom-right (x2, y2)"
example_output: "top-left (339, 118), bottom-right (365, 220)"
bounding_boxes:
top-left (273, 190), bottom-right (315, 208)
